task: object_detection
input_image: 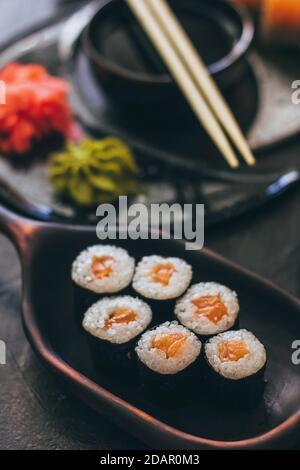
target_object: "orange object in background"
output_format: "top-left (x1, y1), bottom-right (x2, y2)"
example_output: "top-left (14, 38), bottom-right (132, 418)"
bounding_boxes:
top-left (263, 0), bottom-right (300, 28)
top-left (235, 0), bottom-right (300, 45)
top-left (262, 0), bottom-right (300, 44)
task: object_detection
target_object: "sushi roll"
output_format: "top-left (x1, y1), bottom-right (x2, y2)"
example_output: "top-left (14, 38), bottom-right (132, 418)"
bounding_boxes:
top-left (175, 282), bottom-right (239, 339)
top-left (83, 296), bottom-right (152, 375)
top-left (135, 321), bottom-right (201, 400)
top-left (132, 255), bottom-right (192, 322)
top-left (204, 330), bottom-right (267, 406)
top-left (132, 256), bottom-right (192, 300)
top-left (71, 245), bottom-right (135, 321)
top-left (72, 245), bottom-right (135, 294)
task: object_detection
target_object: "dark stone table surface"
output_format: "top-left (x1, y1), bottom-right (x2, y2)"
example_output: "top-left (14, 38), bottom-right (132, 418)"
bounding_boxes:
top-left (0, 0), bottom-right (300, 450)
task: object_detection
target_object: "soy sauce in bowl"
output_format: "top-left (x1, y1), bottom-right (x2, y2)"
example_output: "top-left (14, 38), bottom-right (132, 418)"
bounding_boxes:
top-left (96, 11), bottom-right (234, 76)
top-left (83, 0), bottom-right (253, 107)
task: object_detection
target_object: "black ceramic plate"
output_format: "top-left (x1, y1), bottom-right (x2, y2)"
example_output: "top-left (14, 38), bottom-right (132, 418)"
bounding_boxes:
top-left (0, 16), bottom-right (299, 228)
top-left (0, 2), bottom-right (299, 230)
top-left (2, 203), bottom-right (300, 449)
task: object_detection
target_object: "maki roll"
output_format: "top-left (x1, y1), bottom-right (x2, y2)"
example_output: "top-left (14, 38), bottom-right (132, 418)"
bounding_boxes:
top-left (72, 245), bottom-right (135, 294)
top-left (175, 282), bottom-right (239, 339)
top-left (204, 329), bottom-right (267, 406)
top-left (83, 296), bottom-right (152, 376)
top-left (132, 256), bottom-right (192, 322)
top-left (71, 245), bottom-right (135, 321)
top-left (135, 321), bottom-right (201, 400)
top-left (133, 256), bottom-right (192, 300)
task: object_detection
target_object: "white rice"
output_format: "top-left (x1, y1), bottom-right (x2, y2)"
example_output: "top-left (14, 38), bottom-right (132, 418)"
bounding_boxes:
top-left (135, 321), bottom-right (201, 375)
top-left (175, 282), bottom-right (239, 335)
top-left (132, 256), bottom-right (192, 300)
top-left (205, 329), bottom-right (266, 380)
top-left (83, 296), bottom-right (152, 344)
top-left (71, 245), bottom-right (135, 294)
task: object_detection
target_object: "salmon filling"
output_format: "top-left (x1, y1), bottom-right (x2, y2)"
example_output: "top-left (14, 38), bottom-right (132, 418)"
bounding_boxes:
top-left (192, 295), bottom-right (228, 324)
top-left (150, 263), bottom-right (175, 286)
top-left (92, 255), bottom-right (115, 279)
top-left (104, 308), bottom-right (137, 330)
top-left (153, 333), bottom-right (186, 358)
top-left (218, 340), bottom-right (249, 363)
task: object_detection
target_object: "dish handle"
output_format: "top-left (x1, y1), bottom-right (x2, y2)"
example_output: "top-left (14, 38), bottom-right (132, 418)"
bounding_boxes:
top-left (0, 203), bottom-right (41, 255)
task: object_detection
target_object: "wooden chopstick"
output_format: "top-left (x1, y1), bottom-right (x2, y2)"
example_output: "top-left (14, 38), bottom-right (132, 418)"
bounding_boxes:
top-left (146, 0), bottom-right (256, 166)
top-left (126, 0), bottom-right (240, 169)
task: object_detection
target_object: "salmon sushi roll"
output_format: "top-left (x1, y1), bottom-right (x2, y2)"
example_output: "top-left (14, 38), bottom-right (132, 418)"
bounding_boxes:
top-left (72, 245), bottom-right (135, 294)
top-left (175, 282), bottom-right (239, 339)
top-left (132, 256), bottom-right (192, 323)
top-left (132, 256), bottom-right (192, 300)
top-left (204, 329), bottom-right (267, 406)
top-left (135, 321), bottom-right (201, 400)
top-left (71, 245), bottom-right (135, 321)
top-left (83, 296), bottom-right (152, 375)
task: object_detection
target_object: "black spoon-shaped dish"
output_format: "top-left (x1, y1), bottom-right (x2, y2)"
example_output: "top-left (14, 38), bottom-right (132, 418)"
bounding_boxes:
top-left (1, 203), bottom-right (300, 449)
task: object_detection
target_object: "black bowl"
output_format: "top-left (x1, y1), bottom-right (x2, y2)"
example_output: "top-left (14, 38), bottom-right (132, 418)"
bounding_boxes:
top-left (83, 0), bottom-right (254, 109)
